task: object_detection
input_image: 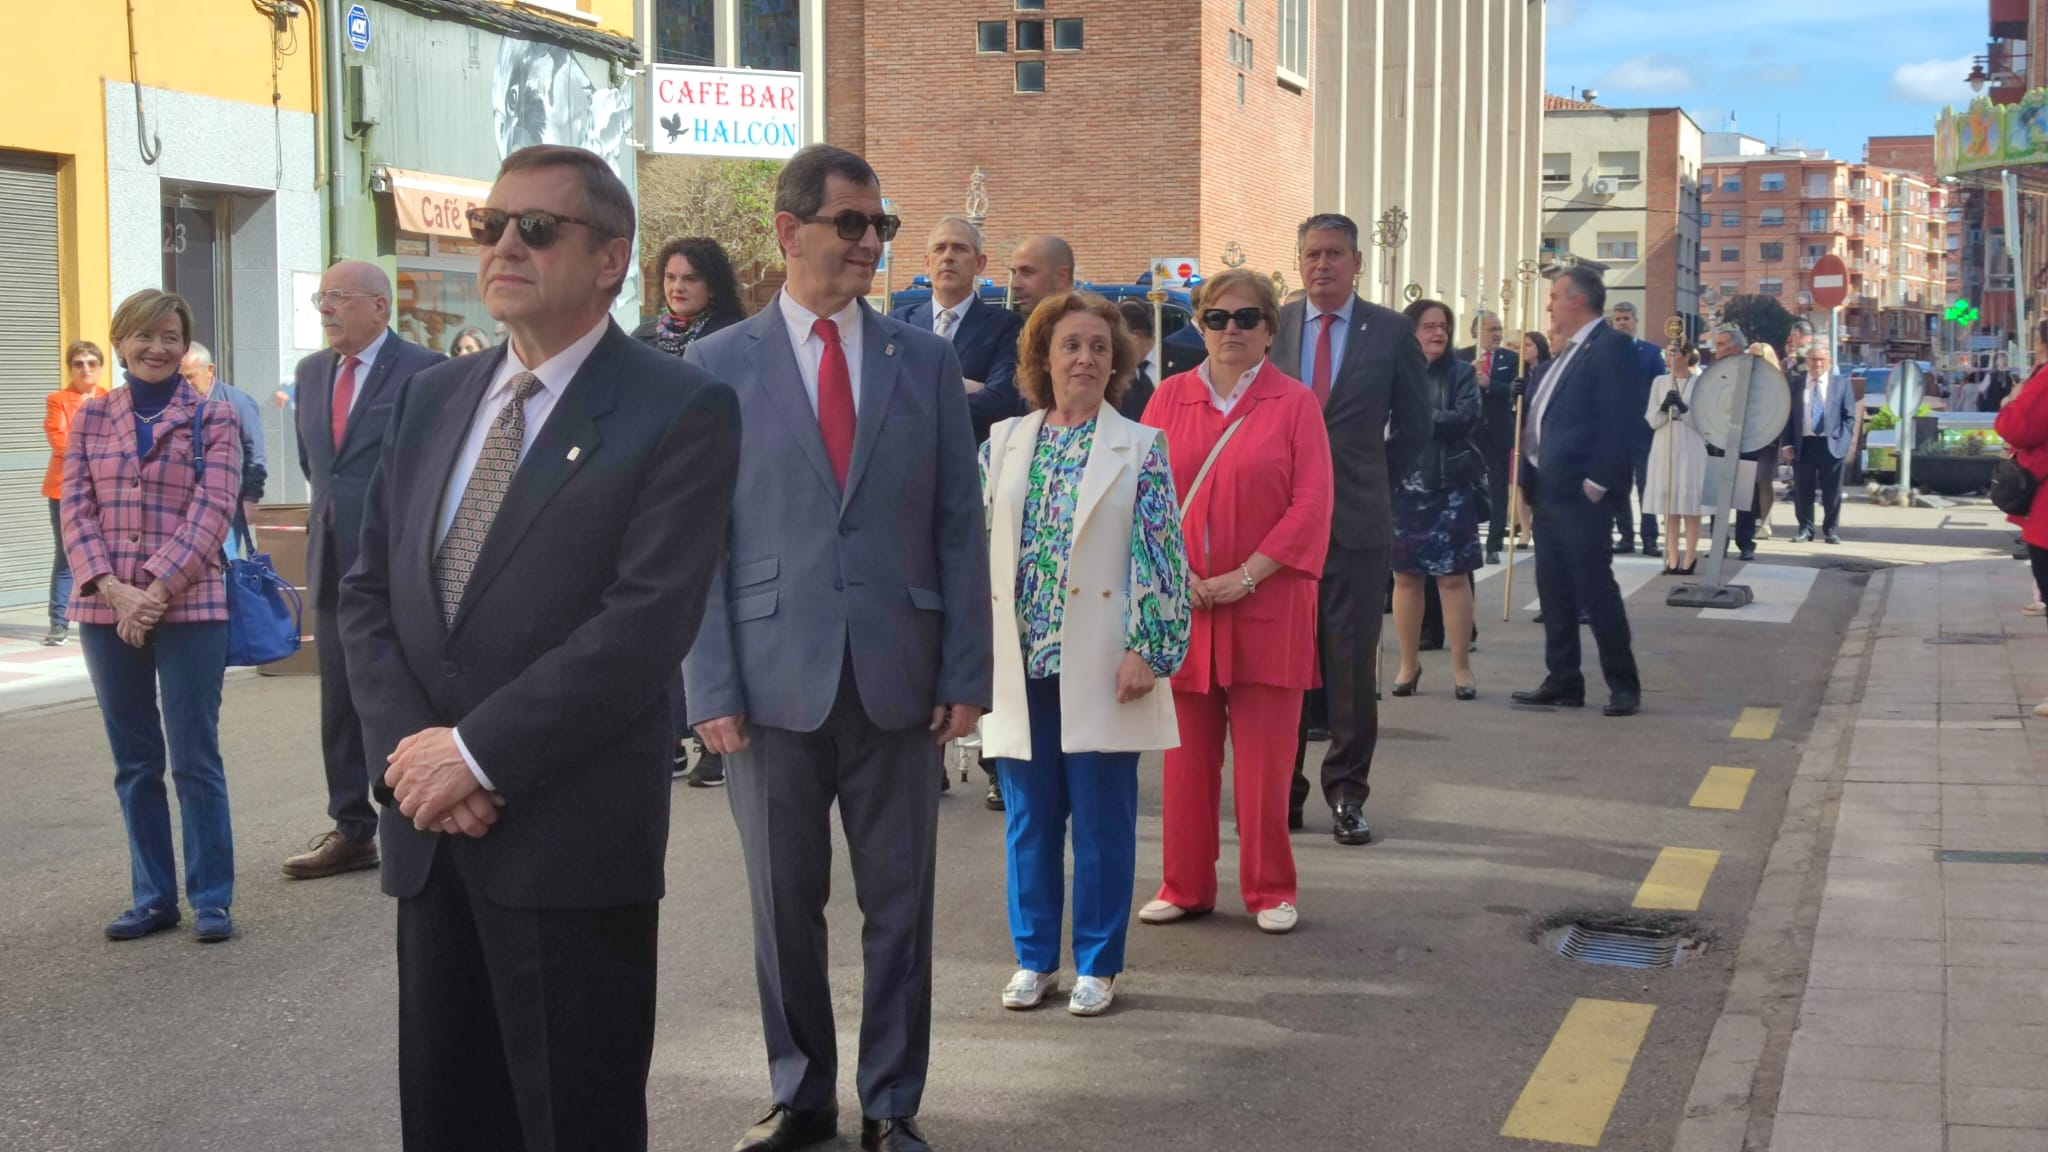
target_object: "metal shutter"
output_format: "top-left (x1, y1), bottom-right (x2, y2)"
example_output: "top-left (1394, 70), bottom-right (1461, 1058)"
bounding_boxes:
top-left (0, 151), bottom-right (61, 608)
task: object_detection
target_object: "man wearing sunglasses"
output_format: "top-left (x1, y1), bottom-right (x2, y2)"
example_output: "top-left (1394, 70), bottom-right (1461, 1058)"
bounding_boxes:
top-left (338, 145), bottom-right (740, 1152)
top-left (683, 144), bottom-right (990, 1152)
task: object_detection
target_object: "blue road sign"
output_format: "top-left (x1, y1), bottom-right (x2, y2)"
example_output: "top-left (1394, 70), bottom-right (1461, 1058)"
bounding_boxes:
top-left (347, 4), bottom-right (371, 51)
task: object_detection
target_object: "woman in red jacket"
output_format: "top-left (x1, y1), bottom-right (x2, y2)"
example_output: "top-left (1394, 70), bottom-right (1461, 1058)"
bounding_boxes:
top-left (1138, 268), bottom-right (1335, 934)
top-left (1995, 319), bottom-right (2048, 689)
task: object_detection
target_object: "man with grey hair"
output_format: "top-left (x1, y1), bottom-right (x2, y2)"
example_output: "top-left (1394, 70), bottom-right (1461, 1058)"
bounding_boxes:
top-left (890, 215), bottom-right (1024, 448)
top-left (179, 342), bottom-right (267, 521)
top-left (1605, 301), bottom-right (1666, 557)
top-left (1705, 324), bottom-right (1766, 560)
top-left (1458, 309), bottom-right (1518, 562)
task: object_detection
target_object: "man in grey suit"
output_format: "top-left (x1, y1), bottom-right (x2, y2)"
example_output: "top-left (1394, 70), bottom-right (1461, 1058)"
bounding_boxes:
top-left (284, 261), bottom-right (444, 879)
top-left (1274, 213), bottom-right (1432, 847)
top-left (685, 145), bottom-right (992, 1152)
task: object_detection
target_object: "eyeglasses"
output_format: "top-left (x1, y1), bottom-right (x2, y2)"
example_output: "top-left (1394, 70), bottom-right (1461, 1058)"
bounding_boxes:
top-left (801, 210), bottom-right (901, 243)
top-left (70, 358), bottom-right (102, 369)
top-left (1200, 307), bottom-right (1265, 332)
top-left (309, 291), bottom-right (382, 308)
top-left (466, 207), bottom-right (609, 249)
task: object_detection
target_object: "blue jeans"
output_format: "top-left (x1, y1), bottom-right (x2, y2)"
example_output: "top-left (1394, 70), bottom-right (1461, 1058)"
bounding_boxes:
top-left (48, 498), bottom-right (72, 628)
top-left (991, 676), bottom-right (1140, 977)
top-left (79, 622), bottom-right (234, 913)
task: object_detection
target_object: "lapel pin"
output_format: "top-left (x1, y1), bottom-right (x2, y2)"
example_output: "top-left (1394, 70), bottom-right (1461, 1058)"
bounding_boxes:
top-left (885, 343), bottom-right (896, 357)
top-left (566, 446), bottom-right (582, 462)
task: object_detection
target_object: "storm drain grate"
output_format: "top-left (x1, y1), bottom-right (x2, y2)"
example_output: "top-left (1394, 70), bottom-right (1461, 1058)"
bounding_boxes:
top-left (1926, 633), bottom-right (2004, 646)
top-left (1549, 922), bottom-right (1696, 969)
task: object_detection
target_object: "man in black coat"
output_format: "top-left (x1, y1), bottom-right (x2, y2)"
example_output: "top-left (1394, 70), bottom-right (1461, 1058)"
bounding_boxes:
top-left (1459, 309), bottom-right (1520, 564)
top-left (1605, 302), bottom-right (1665, 557)
top-left (339, 146), bottom-right (740, 1150)
top-left (1511, 267), bottom-right (1642, 716)
top-left (283, 261), bottom-right (445, 880)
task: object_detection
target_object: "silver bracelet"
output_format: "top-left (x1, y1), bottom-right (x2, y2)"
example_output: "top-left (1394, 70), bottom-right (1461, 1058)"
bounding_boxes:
top-left (1241, 565), bottom-right (1257, 592)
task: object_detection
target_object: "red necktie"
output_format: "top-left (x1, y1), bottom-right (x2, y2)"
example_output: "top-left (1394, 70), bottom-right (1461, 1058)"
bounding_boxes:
top-left (813, 318), bottom-right (856, 487)
top-left (331, 356), bottom-right (359, 451)
top-left (1311, 314), bottom-right (1336, 406)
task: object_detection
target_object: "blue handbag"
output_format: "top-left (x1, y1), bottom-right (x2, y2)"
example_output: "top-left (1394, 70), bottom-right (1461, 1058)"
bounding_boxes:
top-left (223, 511), bottom-right (304, 667)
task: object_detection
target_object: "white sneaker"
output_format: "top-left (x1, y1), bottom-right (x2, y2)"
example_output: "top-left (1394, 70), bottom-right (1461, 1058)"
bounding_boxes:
top-left (1256, 902), bottom-right (1300, 934)
top-left (1068, 975), bottom-right (1115, 1016)
top-left (1001, 969), bottom-right (1057, 1010)
top-left (1138, 899), bottom-right (1203, 924)
top-left (2034, 698), bottom-right (2048, 718)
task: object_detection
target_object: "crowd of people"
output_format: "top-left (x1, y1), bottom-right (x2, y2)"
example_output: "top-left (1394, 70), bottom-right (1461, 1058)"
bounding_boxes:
top-left (42, 138), bottom-right (1883, 1152)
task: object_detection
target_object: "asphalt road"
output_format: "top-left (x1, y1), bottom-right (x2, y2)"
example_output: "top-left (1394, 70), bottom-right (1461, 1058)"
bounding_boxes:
top-left (0, 558), bottom-right (1869, 1152)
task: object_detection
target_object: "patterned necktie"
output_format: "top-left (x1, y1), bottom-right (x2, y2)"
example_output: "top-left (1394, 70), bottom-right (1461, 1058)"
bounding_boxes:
top-left (936, 308), bottom-right (957, 339)
top-left (1811, 380), bottom-right (1825, 434)
top-left (434, 372), bottom-right (542, 627)
top-left (331, 356), bottom-right (359, 451)
top-left (814, 318), bottom-right (856, 488)
top-left (1311, 314), bottom-right (1336, 406)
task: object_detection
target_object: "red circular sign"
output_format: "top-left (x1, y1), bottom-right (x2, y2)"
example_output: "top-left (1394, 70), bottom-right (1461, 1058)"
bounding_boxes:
top-left (1809, 254), bottom-right (1849, 309)
top-left (1178, 262), bottom-right (1194, 279)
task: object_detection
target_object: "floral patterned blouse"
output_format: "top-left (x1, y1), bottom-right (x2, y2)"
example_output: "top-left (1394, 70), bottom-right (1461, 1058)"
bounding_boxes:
top-left (980, 418), bottom-right (1190, 679)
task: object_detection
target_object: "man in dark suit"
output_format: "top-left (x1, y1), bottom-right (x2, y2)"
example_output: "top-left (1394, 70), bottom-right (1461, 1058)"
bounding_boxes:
top-left (1160, 318), bottom-right (1208, 377)
top-left (686, 146), bottom-right (991, 1152)
top-left (283, 261), bottom-right (444, 880)
top-left (889, 216), bottom-right (1024, 444)
top-left (1275, 213), bottom-right (1432, 847)
top-left (1605, 302), bottom-right (1666, 557)
top-left (1785, 343), bottom-right (1855, 544)
top-left (1006, 234), bottom-right (1074, 317)
top-left (1511, 267), bottom-right (1643, 716)
top-left (1458, 309), bottom-right (1519, 563)
top-left (338, 145), bottom-right (740, 1151)
top-left (1116, 298), bottom-right (1157, 420)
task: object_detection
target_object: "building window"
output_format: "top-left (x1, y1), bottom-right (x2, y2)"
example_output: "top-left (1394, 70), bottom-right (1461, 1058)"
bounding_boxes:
top-left (1806, 207), bottom-right (1827, 231)
top-left (1596, 151), bottom-right (1641, 183)
top-left (1719, 280), bottom-right (1739, 295)
top-left (1720, 248), bottom-right (1738, 262)
top-left (1759, 207), bottom-right (1785, 228)
top-left (1722, 173), bottom-right (1742, 193)
top-left (1277, 0), bottom-right (1308, 83)
top-left (1016, 19), bottom-right (1044, 51)
top-left (395, 234), bottom-right (489, 356)
top-left (1701, 249), bottom-right (1711, 264)
top-left (977, 21), bottom-right (1006, 52)
top-left (1759, 172), bottom-right (1786, 192)
top-left (1596, 233), bottom-right (1639, 262)
top-left (1541, 235), bottom-right (1567, 258)
top-left (1016, 0), bottom-right (1044, 8)
top-left (1759, 242), bottom-right (1784, 262)
top-left (1722, 211), bottom-right (1738, 228)
top-left (1806, 173), bottom-right (1832, 196)
top-left (1237, 0), bottom-right (1245, 21)
top-left (1053, 17), bottom-right (1082, 50)
top-left (740, 0), bottom-right (799, 71)
top-left (1237, 73), bottom-right (1245, 105)
top-left (1015, 59), bottom-right (1044, 92)
top-left (1758, 278), bottom-right (1783, 297)
top-left (1541, 153), bottom-right (1570, 186)
top-left (654, 0), bottom-right (715, 66)
top-left (1228, 29), bottom-right (1253, 69)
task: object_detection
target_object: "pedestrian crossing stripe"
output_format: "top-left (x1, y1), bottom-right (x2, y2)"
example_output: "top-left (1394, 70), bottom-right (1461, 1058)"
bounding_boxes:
top-left (1485, 558), bottom-right (1820, 625)
top-left (1730, 708), bottom-right (1779, 740)
top-left (1633, 847), bottom-right (1721, 911)
top-left (1501, 998), bottom-right (1657, 1147)
top-left (1690, 767), bottom-right (1755, 811)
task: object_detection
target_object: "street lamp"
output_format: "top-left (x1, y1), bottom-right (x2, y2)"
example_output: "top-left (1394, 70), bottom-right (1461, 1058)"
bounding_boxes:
top-left (1967, 55), bottom-right (1990, 92)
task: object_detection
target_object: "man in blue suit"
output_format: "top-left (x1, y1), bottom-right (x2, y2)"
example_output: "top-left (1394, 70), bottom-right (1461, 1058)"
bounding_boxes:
top-left (1785, 343), bottom-right (1855, 544)
top-left (1605, 302), bottom-right (1666, 556)
top-left (1511, 267), bottom-right (1642, 716)
top-left (889, 216), bottom-right (1024, 443)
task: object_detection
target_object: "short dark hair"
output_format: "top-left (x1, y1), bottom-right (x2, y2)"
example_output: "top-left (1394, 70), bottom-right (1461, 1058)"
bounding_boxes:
top-left (1524, 331), bottom-right (1552, 364)
top-left (775, 144), bottom-right (880, 221)
top-left (651, 236), bottom-right (745, 320)
top-left (1403, 298), bottom-right (1456, 343)
top-left (497, 145), bottom-right (635, 243)
top-left (1557, 265), bottom-right (1607, 315)
top-left (1116, 298), bottom-right (1154, 339)
top-left (1297, 213), bottom-right (1361, 252)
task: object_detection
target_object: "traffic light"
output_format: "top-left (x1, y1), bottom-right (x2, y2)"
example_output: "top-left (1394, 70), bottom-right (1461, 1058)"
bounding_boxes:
top-left (1945, 298), bottom-right (1980, 327)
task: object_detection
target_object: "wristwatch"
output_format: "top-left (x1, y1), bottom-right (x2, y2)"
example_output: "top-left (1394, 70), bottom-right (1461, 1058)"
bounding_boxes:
top-left (1241, 565), bottom-right (1258, 593)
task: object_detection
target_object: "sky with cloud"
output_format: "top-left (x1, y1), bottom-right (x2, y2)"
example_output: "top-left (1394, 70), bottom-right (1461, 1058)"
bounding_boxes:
top-left (1542, 0), bottom-right (1986, 160)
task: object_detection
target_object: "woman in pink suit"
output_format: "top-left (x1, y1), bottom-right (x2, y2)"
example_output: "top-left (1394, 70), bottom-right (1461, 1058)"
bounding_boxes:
top-left (1138, 268), bottom-right (1334, 935)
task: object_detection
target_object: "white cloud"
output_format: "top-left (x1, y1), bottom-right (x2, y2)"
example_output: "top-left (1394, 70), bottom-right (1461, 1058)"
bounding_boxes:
top-left (1888, 55), bottom-right (1977, 105)
top-left (1548, 0), bottom-right (1580, 30)
top-left (1600, 54), bottom-right (1696, 93)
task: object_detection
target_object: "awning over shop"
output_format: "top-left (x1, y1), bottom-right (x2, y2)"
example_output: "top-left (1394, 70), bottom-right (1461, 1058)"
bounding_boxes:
top-left (385, 168), bottom-right (491, 238)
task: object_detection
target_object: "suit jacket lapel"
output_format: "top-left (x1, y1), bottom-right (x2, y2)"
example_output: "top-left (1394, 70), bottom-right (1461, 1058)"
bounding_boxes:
top-left (1273, 302), bottom-right (1304, 382)
top-left (750, 306), bottom-right (841, 500)
top-left (415, 348), bottom-right (500, 595)
top-left (842, 304), bottom-right (902, 512)
top-left (336, 338), bottom-right (401, 462)
top-left (1542, 322), bottom-right (1605, 427)
top-left (1335, 294), bottom-right (1374, 380)
top-left (308, 350), bottom-right (342, 460)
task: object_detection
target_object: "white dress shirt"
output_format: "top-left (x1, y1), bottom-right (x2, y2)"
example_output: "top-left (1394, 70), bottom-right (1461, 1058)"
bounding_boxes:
top-left (1298, 297), bottom-right (1355, 387)
top-left (1806, 373), bottom-right (1829, 436)
top-left (777, 291), bottom-right (865, 416)
top-left (1528, 316), bottom-right (1604, 457)
top-left (336, 328), bottom-right (390, 418)
top-left (1197, 358), bottom-right (1265, 417)
top-left (930, 292), bottom-right (976, 341)
top-left (443, 315), bottom-right (610, 790)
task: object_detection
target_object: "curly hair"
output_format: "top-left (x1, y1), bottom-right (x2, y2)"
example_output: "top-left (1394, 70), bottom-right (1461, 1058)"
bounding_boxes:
top-left (649, 236), bottom-right (745, 320)
top-left (1016, 292), bottom-right (1136, 411)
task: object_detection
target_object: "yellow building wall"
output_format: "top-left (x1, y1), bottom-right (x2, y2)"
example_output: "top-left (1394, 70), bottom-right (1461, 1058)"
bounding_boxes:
top-left (497, 0), bottom-right (638, 37)
top-left (0, 0), bottom-right (317, 357)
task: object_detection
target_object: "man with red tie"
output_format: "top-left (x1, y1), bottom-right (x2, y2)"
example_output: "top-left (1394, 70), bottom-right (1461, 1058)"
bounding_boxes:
top-left (285, 261), bottom-right (443, 879)
top-left (684, 145), bottom-right (991, 1152)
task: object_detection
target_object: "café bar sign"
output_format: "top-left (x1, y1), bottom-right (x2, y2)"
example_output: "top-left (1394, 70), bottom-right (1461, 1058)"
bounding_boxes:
top-left (1935, 89), bottom-right (2048, 177)
top-left (646, 65), bottom-right (805, 160)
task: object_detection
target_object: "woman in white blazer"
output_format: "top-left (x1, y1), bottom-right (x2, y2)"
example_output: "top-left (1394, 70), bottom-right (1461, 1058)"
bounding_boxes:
top-left (1644, 345), bottom-right (1706, 575)
top-left (981, 292), bottom-right (1190, 1018)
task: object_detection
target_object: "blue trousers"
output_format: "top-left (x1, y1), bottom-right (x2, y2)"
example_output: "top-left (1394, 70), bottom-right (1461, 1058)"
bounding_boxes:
top-left (992, 676), bottom-right (1140, 978)
top-left (79, 622), bottom-right (234, 913)
top-left (47, 499), bottom-right (72, 628)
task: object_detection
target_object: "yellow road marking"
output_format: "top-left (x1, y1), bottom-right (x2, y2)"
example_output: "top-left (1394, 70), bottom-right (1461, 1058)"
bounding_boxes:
top-left (1501, 998), bottom-right (1657, 1147)
top-left (1634, 847), bottom-right (1721, 911)
top-left (1690, 766), bottom-right (1756, 811)
top-left (1730, 707), bottom-right (1779, 740)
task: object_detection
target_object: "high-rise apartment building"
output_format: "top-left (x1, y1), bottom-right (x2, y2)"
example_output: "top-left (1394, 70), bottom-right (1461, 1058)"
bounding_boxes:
top-left (1539, 104), bottom-right (1704, 334)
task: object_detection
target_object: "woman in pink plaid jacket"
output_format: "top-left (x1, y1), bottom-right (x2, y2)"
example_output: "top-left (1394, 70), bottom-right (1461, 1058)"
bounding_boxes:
top-left (61, 289), bottom-right (243, 944)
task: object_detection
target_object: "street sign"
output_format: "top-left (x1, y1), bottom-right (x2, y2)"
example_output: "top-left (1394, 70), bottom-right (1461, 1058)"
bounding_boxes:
top-left (1810, 254), bottom-right (1848, 309)
top-left (1151, 258), bottom-right (1200, 288)
top-left (645, 64), bottom-right (804, 160)
top-left (346, 4), bottom-right (371, 51)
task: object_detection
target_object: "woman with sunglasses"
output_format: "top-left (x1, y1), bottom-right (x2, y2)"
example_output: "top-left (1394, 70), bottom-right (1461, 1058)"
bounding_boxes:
top-left (1139, 268), bottom-right (1333, 936)
top-left (43, 341), bottom-right (109, 645)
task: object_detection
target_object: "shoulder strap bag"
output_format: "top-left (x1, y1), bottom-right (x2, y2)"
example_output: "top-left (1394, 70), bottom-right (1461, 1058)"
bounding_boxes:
top-left (194, 401), bottom-right (304, 667)
top-left (1991, 454), bottom-right (2039, 518)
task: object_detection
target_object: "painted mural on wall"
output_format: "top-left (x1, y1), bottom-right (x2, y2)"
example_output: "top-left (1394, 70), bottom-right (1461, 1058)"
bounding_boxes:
top-left (1936, 90), bottom-right (2048, 177)
top-left (493, 39), bottom-right (639, 303)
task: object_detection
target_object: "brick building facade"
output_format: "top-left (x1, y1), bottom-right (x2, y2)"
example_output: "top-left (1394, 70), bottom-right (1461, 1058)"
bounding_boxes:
top-left (1540, 105), bottom-right (1703, 333)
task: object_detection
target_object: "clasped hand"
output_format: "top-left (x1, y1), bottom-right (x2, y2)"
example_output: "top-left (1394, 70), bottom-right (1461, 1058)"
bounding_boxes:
top-left (1659, 390), bottom-right (1688, 416)
top-left (386, 727), bottom-right (502, 837)
top-left (104, 578), bottom-right (170, 648)
top-left (1188, 573), bottom-right (1250, 610)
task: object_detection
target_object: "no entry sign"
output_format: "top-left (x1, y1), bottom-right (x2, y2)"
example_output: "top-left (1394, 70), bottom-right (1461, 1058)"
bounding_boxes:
top-left (1810, 254), bottom-right (1848, 310)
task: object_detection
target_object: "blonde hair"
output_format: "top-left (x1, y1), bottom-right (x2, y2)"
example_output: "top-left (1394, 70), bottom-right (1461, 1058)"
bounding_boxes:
top-left (1747, 342), bottom-right (1781, 370)
top-left (109, 290), bottom-right (194, 365)
top-left (1195, 268), bottom-right (1282, 336)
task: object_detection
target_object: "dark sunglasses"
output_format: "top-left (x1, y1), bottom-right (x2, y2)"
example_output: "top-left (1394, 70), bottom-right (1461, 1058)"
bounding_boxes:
top-left (802, 210), bottom-right (901, 243)
top-left (1200, 307), bottom-right (1265, 332)
top-left (70, 357), bottom-right (102, 369)
top-left (465, 207), bottom-right (609, 249)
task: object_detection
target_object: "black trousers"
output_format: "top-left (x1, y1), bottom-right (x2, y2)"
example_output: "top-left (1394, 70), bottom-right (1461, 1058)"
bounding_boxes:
top-left (398, 844), bottom-right (659, 1152)
top-left (1605, 438), bottom-right (1657, 548)
top-left (316, 542), bottom-right (377, 842)
top-left (1792, 437), bottom-right (1845, 533)
top-left (2031, 544), bottom-right (2048, 608)
top-left (1293, 543), bottom-right (1388, 811)
top-left (1482, 431), bottom-right (1514, 552)
top-left (1532, 486), bottom-right (1640, 699)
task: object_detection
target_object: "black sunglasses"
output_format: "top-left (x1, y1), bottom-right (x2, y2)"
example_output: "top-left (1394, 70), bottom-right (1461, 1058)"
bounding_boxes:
top-left (466, 207), bottom-right (609, 249)
top-left (1200, 307), bottom-right (1265, 332)
top-left (802, 210), bottom-right (901, 243)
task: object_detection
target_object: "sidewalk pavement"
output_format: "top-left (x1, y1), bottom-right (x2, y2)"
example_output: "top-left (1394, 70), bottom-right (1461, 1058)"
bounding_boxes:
top-left (1684, 557), bottom-right (2048, 1152)
top-left (0, 606), bottom-right (93, 715)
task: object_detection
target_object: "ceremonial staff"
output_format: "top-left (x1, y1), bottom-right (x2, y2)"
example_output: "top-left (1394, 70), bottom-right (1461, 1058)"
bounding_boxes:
top-left (1660, 314), bottom-right (1688, 550)
top-left (1502, 260), bottom-right (1539, 619)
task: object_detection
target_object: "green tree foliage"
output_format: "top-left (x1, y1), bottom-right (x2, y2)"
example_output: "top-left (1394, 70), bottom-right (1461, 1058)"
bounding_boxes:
top-left (1714, 295), bottom-right (1798, 354)
top-left (636, 154), bottom-right (783, 292)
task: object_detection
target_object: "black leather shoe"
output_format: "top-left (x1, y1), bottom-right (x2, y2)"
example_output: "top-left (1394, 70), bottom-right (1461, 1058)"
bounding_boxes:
top-left (1487, 549), bottom-right (1502, 565)
top-left (1641, 543), bottom-right (1659, 557)
top-left (1511, 684), bottom-right (1585, 708)
top-left (736, 1105), bottom-right (838, 1152)
top-left (1390, 669), bottom-right (1421, 697)
top-left (1332, 803), bottom-right (1373, 846)
top-left (1738, 546), bottom-right (1757, 562)
top-left (1794, 526), bottom-right (1814, 543)
top-left (1611, 540), bottom-right (1634, 554)
top-left (862, 1115), bottom-right (931, 1152)
top-left (1824, 531), bottom-right (1840, 545)
top-left (1305, 726), bottom-right (1330, 743)
top-left (1454, 682), bottom-right (1477, 701)
top-left (1604, 693), bottom-right (1641, 717)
